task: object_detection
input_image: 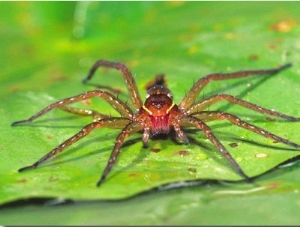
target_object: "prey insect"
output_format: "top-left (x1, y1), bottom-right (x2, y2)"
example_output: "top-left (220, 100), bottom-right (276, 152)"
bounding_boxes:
top-left (12, 60), bottom-right (300, 186)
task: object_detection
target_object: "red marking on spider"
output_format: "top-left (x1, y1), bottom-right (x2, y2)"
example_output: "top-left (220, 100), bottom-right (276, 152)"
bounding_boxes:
top-left (11, 60), bottom-right (300, 186)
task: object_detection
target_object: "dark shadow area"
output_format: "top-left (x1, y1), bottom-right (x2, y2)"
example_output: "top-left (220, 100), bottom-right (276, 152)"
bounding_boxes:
top-left (10, 115), bottom-right (93, 129)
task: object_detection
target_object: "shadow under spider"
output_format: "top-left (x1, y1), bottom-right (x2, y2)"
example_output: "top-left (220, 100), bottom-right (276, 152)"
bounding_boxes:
top-left (19, 111), bottom-right (297, 182)
top-left (37, 133), bottom-right (145, 171)
top-left (28, 120), bottom-right (297, 175)
top-left (11, 115), bottom-right (93, 129)
top-left (26, 137), bottom-right (112, 170)
top-left (185, 126), bottom-right (298, 151)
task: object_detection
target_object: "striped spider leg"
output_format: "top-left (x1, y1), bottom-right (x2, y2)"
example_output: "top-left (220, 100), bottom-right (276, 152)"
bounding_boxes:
top-left (11, 90), bottom-right (141, 175)
top-left (83, 60), bottom-right (143, 110)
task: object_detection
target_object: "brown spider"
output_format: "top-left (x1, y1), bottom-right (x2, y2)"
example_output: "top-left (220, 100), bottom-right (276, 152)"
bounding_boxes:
top-left (12, 60), bottom-right (300, 186)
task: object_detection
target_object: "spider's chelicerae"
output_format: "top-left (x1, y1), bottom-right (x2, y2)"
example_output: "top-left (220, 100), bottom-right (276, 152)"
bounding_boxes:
top-left (12, 60), bottom-right (300, 186)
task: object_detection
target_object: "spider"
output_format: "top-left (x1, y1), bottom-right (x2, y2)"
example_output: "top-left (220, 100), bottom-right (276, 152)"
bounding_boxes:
top-left (12, 60), bottom-right (300, 187)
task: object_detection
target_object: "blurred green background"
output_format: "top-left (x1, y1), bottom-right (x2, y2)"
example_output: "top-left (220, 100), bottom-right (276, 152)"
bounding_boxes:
top-left (1, 1), bottom-right (300, 225)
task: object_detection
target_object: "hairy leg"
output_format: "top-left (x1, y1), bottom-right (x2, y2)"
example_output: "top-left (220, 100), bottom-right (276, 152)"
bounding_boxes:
top-left (97, 121), bottom-right (143, 186)
top-left (83, 59), bottom-right (143, 110)
top-left (11, 90), bottom-right (133, 126)
top-left (193, 111), bottom-right (300, 148)
top-left (179, 63), bottom-right (291, 109)
top-left (186, 94), bottom-right (300, 121)
top-left (181, 116), bottom-right (251, 181)
top-left (18, 118), bottom-right (131, 172)
top-left (59, 106), bottom-right (109, 121)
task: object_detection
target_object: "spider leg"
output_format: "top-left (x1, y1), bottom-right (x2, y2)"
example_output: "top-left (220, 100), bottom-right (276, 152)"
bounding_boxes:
top-left (186, 94), bottom-right (300, 121)
top-left (82, 59), bottom-right (143, 110)
top-left (18, 118), bottom-right (131, 172)
top-left (179, 63), bottom-right (292, 109)
top-left (11, 90), bottom-right (133, 126)
top-left (97, 121), bottom-right (143, 186)
top-left (181, 116), bottom-right (251, 181)
top-left (142, 127), bottom-right (151, 147)
top-left (193, 111), bottom-right (300, 148)
top-left (173, 123), bottom-right (189, 144)
top-left (60, 106), bottom-right (109, 121)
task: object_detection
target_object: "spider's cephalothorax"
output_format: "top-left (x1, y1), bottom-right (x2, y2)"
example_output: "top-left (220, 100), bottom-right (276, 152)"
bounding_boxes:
top-left (141, 85), bottom-right (177, 135)
top-left (12, 60), bottom-right (300, 186)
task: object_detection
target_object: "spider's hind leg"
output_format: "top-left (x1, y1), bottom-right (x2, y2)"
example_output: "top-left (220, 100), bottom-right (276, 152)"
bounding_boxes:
top-left (194, 111), bottom-right (300, 149)
top-left (18, 118), bottom-right (131, 173)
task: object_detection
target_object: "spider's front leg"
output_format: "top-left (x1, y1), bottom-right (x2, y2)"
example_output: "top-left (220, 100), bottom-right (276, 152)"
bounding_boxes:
top-left (82, 59), bottom-right (143, 110)
top-left (179, 63), bottom-right (292, 109)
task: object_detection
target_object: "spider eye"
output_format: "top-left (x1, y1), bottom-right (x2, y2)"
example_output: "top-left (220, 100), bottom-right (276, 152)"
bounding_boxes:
top-left (167, 91), bottom-right (173, 99)
top-left (151, 100), bottom-right (165, 109)
top-left (146, 85), bottom-right (173, 99)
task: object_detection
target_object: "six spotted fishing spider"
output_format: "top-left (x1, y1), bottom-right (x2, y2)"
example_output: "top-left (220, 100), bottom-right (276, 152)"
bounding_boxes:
top-left (11, 60), bottom-right (300, 186)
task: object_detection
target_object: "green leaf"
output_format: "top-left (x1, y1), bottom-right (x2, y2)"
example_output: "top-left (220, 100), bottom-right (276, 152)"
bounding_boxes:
top-left (1, 1), bottom-right (300, 225)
